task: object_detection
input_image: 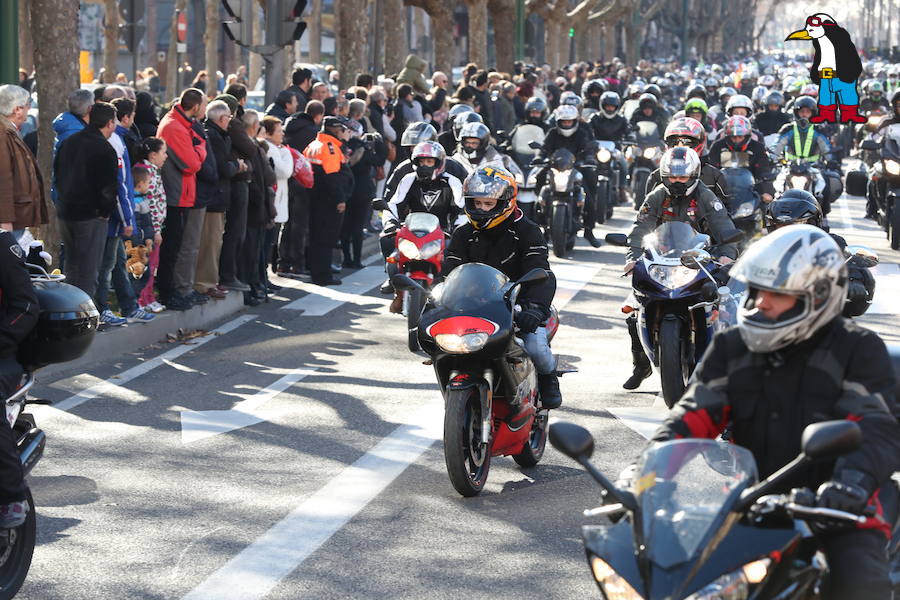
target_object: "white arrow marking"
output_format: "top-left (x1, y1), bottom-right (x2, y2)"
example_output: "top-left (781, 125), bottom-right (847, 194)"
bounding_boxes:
top-left (179, 368), bottom-right (317, 444)
top-left (606, 395), bottom-right (669, 440)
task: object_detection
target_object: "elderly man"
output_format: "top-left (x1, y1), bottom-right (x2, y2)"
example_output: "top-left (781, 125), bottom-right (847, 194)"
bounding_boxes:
top-left (0, 85), bottom-right (47, 239)
top-left (310, 82), bottom-right (330, 102)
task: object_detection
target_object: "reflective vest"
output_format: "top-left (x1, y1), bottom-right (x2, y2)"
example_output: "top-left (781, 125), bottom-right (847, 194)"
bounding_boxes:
top-left (784, 123), bottom-right (819, 163)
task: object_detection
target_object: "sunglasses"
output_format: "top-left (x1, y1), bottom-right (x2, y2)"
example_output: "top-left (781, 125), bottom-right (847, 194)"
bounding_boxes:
top-left (805, 16), bottom-right (834, 26)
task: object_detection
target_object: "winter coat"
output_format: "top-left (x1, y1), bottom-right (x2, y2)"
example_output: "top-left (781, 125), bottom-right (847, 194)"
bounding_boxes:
top-left (202, 120), bottom-right (238, 213)
top-left (54, 127), bottom-right (118, 221)
top-left (284, 113), bottom-right (319, 152)
top-left (157, 105), bottom-right (207, 208)
top-left (0, 115), bottom-right (47, 228)
top-left (396, 55), bottom-right (431, 95)
top-left (262, 139), bottom-right (294, 223)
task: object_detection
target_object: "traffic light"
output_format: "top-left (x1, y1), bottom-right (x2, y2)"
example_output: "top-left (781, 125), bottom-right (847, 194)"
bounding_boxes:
top-left (276, 0), bottom-right (308, 46)
top-left (222, 0), bottom-right (253, 46)
top-left (119, 0), bottom-right (145, 54)
top-left (119, 0), bottom-right (145, 23)
top-left (568, 27), bottom-right (575, 38)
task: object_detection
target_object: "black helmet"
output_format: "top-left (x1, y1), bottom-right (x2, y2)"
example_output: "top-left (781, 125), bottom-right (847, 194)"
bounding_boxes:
top-left (765, 189), bottom-right (823, 231)
top-left (599, 91), bottom-right (621, 118)
top-left (452, 111), bottom-right (484, 141)
top-left (644, 84), bottom-right (662, 101)
top-left (793, 95), bottom-right (818, 118)
top-left (764, 90), bottom-right (785, 108)
top-left (463, 166), bottom-right (518, 230)
top-left (400, 121), bottom-right (438, 148)
top-left (524, 96), bottom-right (548, 124)
top-left (582, 79), bottom-right (606, 99)
top-left (685, 83), bottom-right (706, 101)
top-left (638, 92), bottom-right (657, 112)
top-left (458, 121), bottom-right (491, 162)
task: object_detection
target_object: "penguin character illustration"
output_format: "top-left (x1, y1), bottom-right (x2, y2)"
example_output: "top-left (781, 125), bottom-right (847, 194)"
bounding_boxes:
top-left (785, 13), bottom-right (865, 124)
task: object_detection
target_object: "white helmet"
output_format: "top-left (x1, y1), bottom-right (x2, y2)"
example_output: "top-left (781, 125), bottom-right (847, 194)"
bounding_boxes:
top-left (730, 225), bottom-right (847, 353)
top-left (659, 146), bottom-right (701, 197)
top-left (554, 105), bottom-right (579, 137)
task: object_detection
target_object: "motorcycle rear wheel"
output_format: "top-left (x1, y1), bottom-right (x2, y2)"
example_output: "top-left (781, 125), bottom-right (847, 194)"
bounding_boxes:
top-left (551, 205), bottom-right (568, 258)
top-left (513, 410), bottom-right (548, 468)
top-left (633, 171), bottom-right (648, 210)
top-left (406, 287), bottom-right (426, 352)
top-left (444, 388), bottom-right (491, 497)
top-left (891, 198), bottom-right (900, 251)
top-left (0, 488), bottom-right (35, 600)
top-left (658, 319), bottom-right (688, 408)
top-left (596, 180), bottom-right (609, 224)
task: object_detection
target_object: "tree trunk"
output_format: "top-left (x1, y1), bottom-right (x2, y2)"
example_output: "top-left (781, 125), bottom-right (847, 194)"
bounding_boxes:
top-left (103, 0), bottom-right (120, 83)
top-left (488, 0), bottom-right (515, 73)
top-left (464, 0), bottom-right (488, 67)
top-left (248, 4), bottom-right (263, 89)
top-left (383, 0), bottom-right (406, 75)
top-left (167, 0), bottom-right (189, 97)
top-left (18, 0), bottom-right (34, 74)
top-left (336, 0), bottom-right (370, 89)
top-left (603, 22), bottom-right (616, 61)
top-left (204, 0), bottom-right (219, 95)
top-left (30, 0), bottom-right (80, 258)
top-left (147, 0), bottom-right (158, 60)
top-left (406, 0), bottom-right (453, 75)
top-left (308, 0), bottom-right (322, 63)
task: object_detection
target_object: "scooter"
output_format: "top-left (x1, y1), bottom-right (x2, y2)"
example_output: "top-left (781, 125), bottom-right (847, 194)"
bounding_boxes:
top-left (549, 418), bottom-right (900, 600)
top-left (392, 264), bottom-right (567, 497)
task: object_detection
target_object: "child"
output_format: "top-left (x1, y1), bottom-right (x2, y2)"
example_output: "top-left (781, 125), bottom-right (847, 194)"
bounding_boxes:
top-left (134, 137), bottom-right (168, 312)
top-left (130, 165), bottom-right (155, 297)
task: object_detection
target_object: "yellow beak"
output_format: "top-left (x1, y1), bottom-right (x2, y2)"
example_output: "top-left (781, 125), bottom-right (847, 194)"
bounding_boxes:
top-left (785, 29), bottom-right (812, 41)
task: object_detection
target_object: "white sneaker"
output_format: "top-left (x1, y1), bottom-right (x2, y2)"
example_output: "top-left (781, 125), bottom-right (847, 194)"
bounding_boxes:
top-left (147, 301), bottom-right (165, 313)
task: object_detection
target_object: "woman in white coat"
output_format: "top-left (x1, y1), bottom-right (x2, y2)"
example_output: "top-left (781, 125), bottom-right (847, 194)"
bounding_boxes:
top-left (259, 116), bottom-right (295, 291)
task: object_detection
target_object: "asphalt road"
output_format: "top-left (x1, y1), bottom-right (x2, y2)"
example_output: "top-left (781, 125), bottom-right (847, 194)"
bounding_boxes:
top-left (17, 177), bottom-right (900, 599)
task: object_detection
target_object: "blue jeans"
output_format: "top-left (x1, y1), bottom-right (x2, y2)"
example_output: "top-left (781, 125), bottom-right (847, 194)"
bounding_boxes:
top-left (95, 237), bottom-right (137, 315)
top-left (523, 327), bottom-right (556, 375)
top-left (818, 77), bottom-right (859, 106)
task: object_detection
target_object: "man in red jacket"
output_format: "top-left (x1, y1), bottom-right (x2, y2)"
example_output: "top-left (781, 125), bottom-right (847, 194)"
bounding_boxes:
top-left (156, 89), bottom-right (208, 310)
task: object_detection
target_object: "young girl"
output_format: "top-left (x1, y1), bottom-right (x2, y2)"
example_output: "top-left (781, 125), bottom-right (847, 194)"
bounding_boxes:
top-left (134, 137), bottom-right (168, 312)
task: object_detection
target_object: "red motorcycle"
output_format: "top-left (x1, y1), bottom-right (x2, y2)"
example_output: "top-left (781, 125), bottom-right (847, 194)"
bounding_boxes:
top-left (393, 263), bottom-right (565, 496)
top-left (386, 212), bottom-right (446, 351)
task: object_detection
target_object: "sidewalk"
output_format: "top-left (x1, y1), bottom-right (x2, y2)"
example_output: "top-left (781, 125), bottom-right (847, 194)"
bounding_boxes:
top-left (39, 234), bottom-right (383, 379)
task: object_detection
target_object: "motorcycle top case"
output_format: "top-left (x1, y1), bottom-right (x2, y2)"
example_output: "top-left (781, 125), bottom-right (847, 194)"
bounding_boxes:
top-left (18, 280), bottom-right (100, 370)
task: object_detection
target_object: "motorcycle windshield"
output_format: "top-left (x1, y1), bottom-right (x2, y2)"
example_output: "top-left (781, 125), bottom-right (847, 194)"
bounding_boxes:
top-left (437, 263), bottom-right (509, 312)
top-left (722, 167), bottom-right (755, 207)
top-left (405, 212), bottom-right (441, 236)
top-left (884, 124), bottom-right (900, 160)
top-left (637, 439), bottom-right (757, 569)
top-left (635, 122), bottom-right (661, 144)
top-left (642, 221), bottom-right (706, 262)
top-left (512, 125), bottom-right (546, 156)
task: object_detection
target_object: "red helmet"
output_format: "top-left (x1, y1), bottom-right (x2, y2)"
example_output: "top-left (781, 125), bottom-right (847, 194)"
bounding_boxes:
top-left (723, 115), bottom-right (752, 151)
top-left (664, 117), bottom-right (707, 156)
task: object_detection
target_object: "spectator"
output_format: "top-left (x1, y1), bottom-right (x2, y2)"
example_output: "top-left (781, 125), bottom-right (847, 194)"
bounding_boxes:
top-left (259, 116), bottom-right (293, 290)
top-left (470, 71), bottom-right (494, 131)
top-left (238, 109), bottom-right (276, 305)
top-left (156, 88), bottom-right (208, 311)
top-left (54, 102), bottom-right (119, 297)
top-left (341, 121), bottom-right (385, 269)
top-left (111, 97), bottom-right (141, 164)
top-left (284, 99), bottom-right (323, 152)
top-left (195, 100), bottom-right (238, 301)
top-left (191, 70), bottom-right (209, 93)
top-left (492, 82), bottom-right (517, 133)
top-left (287, 67), bottom-right (312, 112)
top-left (367, 89), bottom-right (390, 139)
top-left (310, 82), bottom-right (330, 102)
top-left (396, 55), bottom-right (431, 95)
top-left (265, 90), bottom-right (299, 122)
top-left (219, 89), bottom-right (253, 293)
top-left (393, 83), bottom-right (424, 135)
top-left (0, 85), bottom-right (47, 238)
top-left (130, 165), bottom-right (155, 295)
top-left (134, 91), bottom-right (159, 138)
top-left (134, 137), bottom-right (167, 312)
top-left (355, 73), bottom-right (375, 90)
top-left (101, 85), bottom-right (128, 103)
top-left (51, 88), bottom-right (93, 204)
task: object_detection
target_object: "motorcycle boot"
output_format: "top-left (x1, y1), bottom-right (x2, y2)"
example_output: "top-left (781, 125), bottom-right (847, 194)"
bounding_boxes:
top-left (537, 373), bottom-right (562, 409)
top-left (623, 314), bottom-right (653, 390)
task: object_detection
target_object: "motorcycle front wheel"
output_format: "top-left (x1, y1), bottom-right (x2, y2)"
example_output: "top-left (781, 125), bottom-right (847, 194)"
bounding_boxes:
top-left (406, 287), bottom-right (426, 352)
top-left (596, 179), bottom-right (609, 224)
top-left (632, 171), bottom-right (648, 210)
top-left (444, 388), bottom-right (491, 497)
top-left (0, 488), bottom-right (35, 600)
top-left (891, 197), bottom-right (900, 250)
top-left (658, 319), bottom-right (689, 408)
top-left (551, 204), bottom-right (569, 258)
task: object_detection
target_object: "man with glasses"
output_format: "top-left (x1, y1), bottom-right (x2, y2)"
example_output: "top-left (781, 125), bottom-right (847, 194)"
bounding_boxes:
top-left (0, 85), bottom-right (47, 241)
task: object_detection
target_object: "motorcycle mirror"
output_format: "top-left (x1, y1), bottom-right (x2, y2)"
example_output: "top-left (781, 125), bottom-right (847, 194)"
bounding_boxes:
top-left (801, 420), bottom-right (862, 461)
top-left (680, 249), bottom-right (712, 269)
top-left (549, 421), bottom-right (594, 460)
top-left (721, 229), bottom-right (744, 245)
top-left (860, 139), bottom-right (879, 151)
top-left (692, 233), bottom-right (711, 249)
top-left (845, 245), bottom-right (879, 268)
top-left (514, 268), bottom-right (549, 286)
top-left (604, 233), bottom-right (628, 246)
top-left (371, 197), bottom-right (388, 211)
top-left (390, 273), bottom-right (429, 296)
top-left (528, 140), bottom-right (543, 150)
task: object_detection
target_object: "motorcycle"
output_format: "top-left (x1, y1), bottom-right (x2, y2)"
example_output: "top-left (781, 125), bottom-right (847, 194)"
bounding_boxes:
top-left (549, 418), bottom-right (900, 600)
top-left (0, 265), bottom-right (99, 599)
top-left (392, 263), bottom-right (566, 497)
top-left (721, 166), bottom-right (764, 250)
top-left (852, 125), bottom-right (900, 249)
top-left (606, 222), bottom-right (742, 407)
top-left (532, 148), bottom-right (584, 258)
top-left (626, 122), bottom-right (664, 210)
top-left (592, 140), bottom-right (619, 223)
top-left (507, 124), bottom-right (546, 172)
top-left (776, 159), bottom-right (824, 205)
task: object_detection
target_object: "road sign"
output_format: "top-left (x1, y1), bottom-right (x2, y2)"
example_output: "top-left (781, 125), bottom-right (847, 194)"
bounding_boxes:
top-left (176, 11), bottom-right (188, 43)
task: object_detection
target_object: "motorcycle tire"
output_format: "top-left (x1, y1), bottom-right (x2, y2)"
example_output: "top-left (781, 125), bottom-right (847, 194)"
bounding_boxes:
top-left (891, 197), bottom-right (900, 251)
top-left (551, 205), bottom-right (568, 258)
top-left (406, 287), bottom-right (426, 353)
top-left (633, 171), bottom-right (648, 210)
top-left (658, 318), bottom-right (688, 409)
top-left (596, 179), bottom-right (609, 224)
top-left (0, 488), bottom-right (35, 600)
top-left (444, 387), bottom-right (491, 497)
top-left (513, 409), bottom-right (548, 468)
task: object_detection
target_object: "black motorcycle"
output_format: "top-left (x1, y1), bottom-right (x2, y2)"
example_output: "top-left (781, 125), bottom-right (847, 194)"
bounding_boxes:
top-left (549, 418), bottom-right (900, 600)
top-left (532, 148), bottom-right (584, 258)
top-left (721, 167), bottom-right (764, 250)
top-left (626, 122), bottom-right (664, 210)
top-left (852, 126), bottom-right (900, 249)
top-left (592, 140), bottom-right (620, 223)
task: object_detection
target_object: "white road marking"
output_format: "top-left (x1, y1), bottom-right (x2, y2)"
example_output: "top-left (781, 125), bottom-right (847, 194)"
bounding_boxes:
top-left (181, 401), bottom-right (444, 600)
top-left (180, 367), bottom-right (318, 444)
top-left (551, 262), bottom-right (602, 310)
top-left (281, 267), bottom-right (386, 315)
top-left (605, 405), bottom-right (668, 441)
top-left (866, 263), bottom-right (900, 315)
top-left (50, 314), bottom-right (256, 413)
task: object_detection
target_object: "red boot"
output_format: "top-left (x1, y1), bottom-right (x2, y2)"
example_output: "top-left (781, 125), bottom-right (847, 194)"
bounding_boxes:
top-left (810, 104), bottom-right (837, 123)
top-left (839, 104), bottom-right (867, 123)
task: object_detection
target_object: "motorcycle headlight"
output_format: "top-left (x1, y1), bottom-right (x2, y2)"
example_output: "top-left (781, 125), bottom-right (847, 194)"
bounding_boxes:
top-left (398, 238), bottom-right (421, 260)
top-left (590, 556), bottom-right (643, 600)
top-left (648, 264), bottom-right (698, 289)
top-left (685, 558), bottom-right (770, 600)
top-left (789, 175), bottom-right (808, 189)
top-left (598, 148), bottom-right (613, 163)
top-left (643, 147), bottom-right (658, 160)
top-left (418, 239), bottom-right (443, 260)
top-left (733, 201), bottom-right (755, 218)
top-left (885, 159), bottom-right (900, 176)
top-left (434, 332), bottom-right (489, 353)
top-left (553, 169), bottom-right (571, 192)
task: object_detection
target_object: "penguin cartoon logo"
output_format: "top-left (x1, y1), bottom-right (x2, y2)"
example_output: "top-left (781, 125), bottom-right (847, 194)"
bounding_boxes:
top-left (785, 13), bottom-right (865, 124)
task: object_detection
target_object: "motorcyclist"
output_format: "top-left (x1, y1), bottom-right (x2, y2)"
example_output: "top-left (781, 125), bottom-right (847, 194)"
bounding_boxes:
top-left (765, 189), bottom-right (875, 319)
top-left (581, 79), bottom-right (606, 111)
top-left (520, 96), bottom-right (549, 132)
top-left (650, 225), bottom-right (900, 600)
top-left (451, 121), bottom-right (523, 180)
top-left (628, 93), bottom-right (668, 134)
top-left (623, 147), bottom-right (738, 390)
top-left (539, 104), bottom-right (601, 247)
top-left (683, 97), bottom-right (716, 134)
top-left (437, 104), bottom-right (475, 155)
top-left (707, 115), bottom-right (775, 203)
top-left (443, 166), bottom-right (562, 409)
top-left (752, 90), bottom-right (791, 137)
top-left (440, 111), bottom-right (484, 157)
top-left (708, 86), bottom-right (736, 130)
top-left (589, 91), bottom-right (630, 202)
top-left (645, 117), bottom-right (730, 206)
top-left (859, 81), bottom-right (891, 116)
top-left (771, 96), bottom-right (834, 211)
top-left (874, 89), bottom-right (900, 132)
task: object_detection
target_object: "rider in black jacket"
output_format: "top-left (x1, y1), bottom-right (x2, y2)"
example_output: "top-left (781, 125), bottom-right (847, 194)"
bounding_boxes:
top-left (444, 166), bottom-right (562, 408)
top-left (651, 226), bottom-right (900, 600)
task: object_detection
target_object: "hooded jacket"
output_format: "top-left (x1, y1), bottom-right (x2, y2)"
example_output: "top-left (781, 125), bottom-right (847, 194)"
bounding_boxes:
top-left (52, 111), bottom-right (86, 156)
top-left (157, 104), bottom-right (207, 208)
top-left (396, 55), bottom-right (431, 95)
top-left (284, 113), bottom-right (319, 152)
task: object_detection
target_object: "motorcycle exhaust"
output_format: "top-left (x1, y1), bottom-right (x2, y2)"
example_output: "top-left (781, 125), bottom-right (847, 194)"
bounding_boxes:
top-left (17, 428), bottom-right (45, 476)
